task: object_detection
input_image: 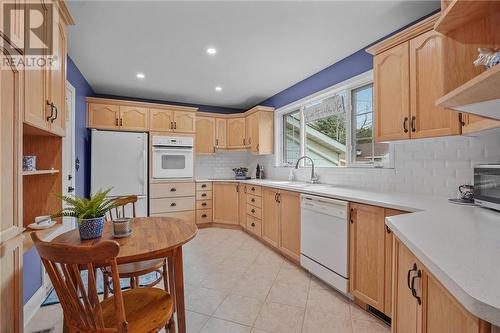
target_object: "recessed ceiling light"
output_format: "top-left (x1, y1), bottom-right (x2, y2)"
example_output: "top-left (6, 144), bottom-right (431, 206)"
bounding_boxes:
top-left (206, 47), bottom-right (217, 55)
top-left (215, 86), bottom-right (222, 92)
top-left (136, 73), bottom-right (145, 79)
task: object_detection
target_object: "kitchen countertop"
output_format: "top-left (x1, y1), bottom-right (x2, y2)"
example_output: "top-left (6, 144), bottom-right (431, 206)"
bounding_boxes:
top-left (199, 178), bottom-right (500, 326)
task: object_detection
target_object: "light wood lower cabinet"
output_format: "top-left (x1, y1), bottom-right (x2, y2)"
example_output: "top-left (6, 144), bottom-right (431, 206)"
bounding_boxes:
top-left (393, 238), bottom-right (490, 333)
top-left (262, 187), bottom-right (280, 248)
top-left (0, 236), bottom-right (23, 333)
top-left (278, 190), bottom-right (300, 261)
top-left (349, 203), bottom-right (386, 310)
top-left (195, 182), bottom-right (213, 225)
top-left (238, 184), bottom-right (247, 227)
top-left (213, 182), bottom-right (239, 224)
top-left (349, 203), bottom-right (406, 316)
top-left (149, 182), bottom-right (195, 224)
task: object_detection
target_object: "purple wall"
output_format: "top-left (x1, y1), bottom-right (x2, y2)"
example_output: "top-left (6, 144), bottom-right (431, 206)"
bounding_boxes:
top-left (22, 248), bottom-right (42, 304)
top-left (258, 10), bottom-right (439, 109)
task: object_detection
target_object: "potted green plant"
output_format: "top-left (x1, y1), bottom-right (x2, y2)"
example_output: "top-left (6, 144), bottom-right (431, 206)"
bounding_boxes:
top-left (51, 188), bottom-right (118, 240)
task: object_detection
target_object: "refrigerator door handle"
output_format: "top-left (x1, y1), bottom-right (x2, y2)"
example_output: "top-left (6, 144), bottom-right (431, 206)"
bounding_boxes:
top-left (139, 148), bottom-right (146, 194)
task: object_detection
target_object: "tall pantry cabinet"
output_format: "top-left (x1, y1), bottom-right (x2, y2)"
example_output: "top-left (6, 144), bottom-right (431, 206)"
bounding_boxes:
top-left (0, 1), bottom-right (74, 332)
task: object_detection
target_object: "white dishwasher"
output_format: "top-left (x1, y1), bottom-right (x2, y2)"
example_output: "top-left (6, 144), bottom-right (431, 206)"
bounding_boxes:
top-left (300, 194), bottom-right (349, 294)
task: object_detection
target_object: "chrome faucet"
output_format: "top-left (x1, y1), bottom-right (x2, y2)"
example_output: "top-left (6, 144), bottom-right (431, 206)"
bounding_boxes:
top-left (295, 156), bottom-right (319, 184)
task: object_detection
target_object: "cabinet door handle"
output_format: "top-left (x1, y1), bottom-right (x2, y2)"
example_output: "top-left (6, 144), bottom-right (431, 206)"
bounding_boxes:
top-left (201, 193), bottom-right (207, 197)
top-left (170, 188), bottom-right (176, 192)
top-left (251, 209), bottom-right (255, 213)
top-left (201, 184), bottom-right (207, 188)
top-left (277, 193), bottom-right (281, 203)
top-left (115, 118), bottom-right (119, 126)
top-left (202, 202), bottom-right (207, 207)
top-left (201, 214), bottom-right (207, 218)
top-left (274, 193), bottom-right (278, 202)
top-left (120, 118), bottom-right (123, 126)
top-left (243, 138), bottom-right (246, 145)
top-left (213, 146), bottom-right (216, 153)
top-left (411, 116), bottom-right (416, 132)
top-left (170, 202), bottom-right (176, 207)
top-left (403, 117), bottom-right (409, 133)
top-left (459, 113), bottom-right (465, 126)
top-left (216, 139), bottom-right (219, 146)
top-left (174, 122), bottom-right (177, 129)
top-left (46, 100), bottom-right (54, 122)
top-left (251, 222), bottom-right (255, 227)
top-left (350, 208), bottom-right (355, 224)
top-left (407, 263), bottom-right (418, 290)
top-left (257, 143), bottom-right (260, 151)
top-left (410, 269), bottom-right (422, 305)
top-left (51, 104), bottom-right (58, 123)
top-left (251, 187), bottom-right (255, 192)
top-left (386, 225), bottom-right (391, 234)
top-left (251, 198), bottom-right (255, 203)
top-left (170, 121), bottom-right (174, 129)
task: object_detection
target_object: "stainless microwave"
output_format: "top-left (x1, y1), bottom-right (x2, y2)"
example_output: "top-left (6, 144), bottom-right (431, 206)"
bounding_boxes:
top-left (474, 164), bottom-right (500, 211)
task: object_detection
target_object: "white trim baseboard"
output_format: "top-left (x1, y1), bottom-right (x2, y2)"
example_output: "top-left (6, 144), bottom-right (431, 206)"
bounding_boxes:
top-left (23, 285), bottom-right (47, 327)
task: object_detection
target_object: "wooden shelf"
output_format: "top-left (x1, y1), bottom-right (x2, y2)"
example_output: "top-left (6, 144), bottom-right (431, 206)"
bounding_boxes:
top-left (23, 169), bottom-right (60, 176)
top-left (434, 0), bottom-right (500, 35)
top-left (436, 65), bottom-right (500, 112)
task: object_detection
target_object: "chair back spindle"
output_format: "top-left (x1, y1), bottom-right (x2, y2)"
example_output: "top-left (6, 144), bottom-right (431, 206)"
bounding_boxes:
top-left (107, 195), bottom-right (138, 221)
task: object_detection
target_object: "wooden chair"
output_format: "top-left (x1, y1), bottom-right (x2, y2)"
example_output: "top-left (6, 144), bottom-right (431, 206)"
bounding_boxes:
top-left (31, 232), bottom-right (174, 333)
top-left (103, 195), bottom-right (176, 331)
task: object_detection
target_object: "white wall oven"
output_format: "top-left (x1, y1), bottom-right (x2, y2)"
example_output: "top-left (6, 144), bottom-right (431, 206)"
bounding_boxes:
top-left (152, 136), bottom-right (194, 179)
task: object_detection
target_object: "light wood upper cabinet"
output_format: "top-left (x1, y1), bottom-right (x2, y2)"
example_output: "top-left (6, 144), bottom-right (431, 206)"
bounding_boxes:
top-left (249, 111), bottom-right (274, 155)
top-left (279, 190), bottom-right (300, 261)
top-left (22, 1), bottom-right (71, 137)
top-left (47, 12), bottom-right (67, 136)
top-left (88, 103), bottom-right (120, 130)
top-left (149, 108), bottom-right (174, 132)
top-left (195, 117), bottom-right (216, 154)
top-left (213, 183), bottom-right (239, 225)
top-left (227, 118), bottom-right (246, 148)
top-left (215, 118), bottom-right (227, 149)
top-left (0, 43), bottom-right (23, 242)
top-left (392, 239), bottom-right (420, 333)
top-left (349, 203), bottom-right (385, 311)
top-left (174, 111), bottom-right (196, 133)
top-left (119, 106), bottom-right (148, 131)
top-left (374, 42), bottom-right (410, 142)
top-left (462, 114), bottom-right (500, 135)
top-left (245, 116), bottom-right (253, 148)
top-left (262, 187), bottom-right (280, 248)
top-left (409, 30), bottom-right (460, 138)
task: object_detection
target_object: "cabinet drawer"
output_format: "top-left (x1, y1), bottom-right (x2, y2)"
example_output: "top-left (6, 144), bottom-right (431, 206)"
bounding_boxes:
top-left (150, 197), bottom-right (195, 213)
top-left (246, 215), bottom-right (262, 236)
top-left (246, 204), bottom-right (262, 219)
top-left (247, 185), bottom-right (262, 196)
top-left (150, 210), bottom-right (195, 224)
top-left (196, 191), bottom-right (213, 200)
top-left (150, 182), bottom-right (195, 198)
top-left (196, 182), bottom-right (212, 191)
top-left (246, 194), bottom-right (262, 208)
top-left (196, 209), bottom-right (213, 224)
top-left (196, 200), bottom-right (212, 210)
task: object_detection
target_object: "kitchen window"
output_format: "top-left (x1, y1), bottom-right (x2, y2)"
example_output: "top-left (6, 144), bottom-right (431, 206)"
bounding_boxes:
top-left (276, 71), bottom-right (391, 168)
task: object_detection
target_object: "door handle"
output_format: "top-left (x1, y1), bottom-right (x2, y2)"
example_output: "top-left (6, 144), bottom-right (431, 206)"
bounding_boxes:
top-left (251, 209), bottom-right (255, 213)
top-left (251, 222), bottom-right (255, 227)
top-left (216, 139), bottom-right (219, 146)
top-left (46, 100), bottom-right (54, 122)
top-left (386, 225), bottom-right (391, 234)
top-left (51, 104), bottom-right (58, 123)
top-left (201, 214), bottom-right (207, 218)
top-left (201, 202), bottom-right (207, 207)
top-left (277, 193), bottom-right (281, 203)
top-left (411, 116), bottom-right (416, 132)
top-left (251, 198), bottom-right (255, 202)
top-left (410, 269), bottom-right (422, 305)
top-left (243, 138), bottom-right (246, 145)
top-left (120, 118), bottom-right (123, 126)
top-left (201, 193), bottom-right (207, 197)
top-left (170, 202), bottom-right (176, 207)
top-left (170, 188), bottom-right (176, 192)
top-left (350, 208), bottom-right (355, 224)
top-left (403, 117), bottom-right (409, 133)
top-left (67, 186), bottom-right (74, 193)
top-left (115, 118), bottom-right (119, 126)
top-left (201, 184), bottom-right (207, 188)
top-left (407, 263), bottom-right (418, 290)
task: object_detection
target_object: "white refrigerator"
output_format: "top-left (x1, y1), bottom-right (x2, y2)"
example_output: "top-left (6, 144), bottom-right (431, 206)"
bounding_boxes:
top-left (91, 130), bottom-right (148, 217)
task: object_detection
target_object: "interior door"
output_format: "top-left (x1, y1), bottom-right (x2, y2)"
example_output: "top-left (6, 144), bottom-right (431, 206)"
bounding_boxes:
top-left (63, 83), bottom-right (76, 227)
top-left (409, 30), bottom-right (461, 138)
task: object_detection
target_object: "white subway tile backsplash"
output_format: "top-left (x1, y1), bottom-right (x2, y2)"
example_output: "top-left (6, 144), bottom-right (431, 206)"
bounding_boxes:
top-left (195, 129), bottom-right (500, 198)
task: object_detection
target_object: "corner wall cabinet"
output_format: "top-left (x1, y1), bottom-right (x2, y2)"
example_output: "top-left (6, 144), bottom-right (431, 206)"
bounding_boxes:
top-left (392, 238), bottom-right (491, 333)
top-left (368, 9), bottom-right (500, 140)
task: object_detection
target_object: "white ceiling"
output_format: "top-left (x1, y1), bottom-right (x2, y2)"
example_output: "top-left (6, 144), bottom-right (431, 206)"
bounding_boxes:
top-left (66, 1), bottom-right (439, 109)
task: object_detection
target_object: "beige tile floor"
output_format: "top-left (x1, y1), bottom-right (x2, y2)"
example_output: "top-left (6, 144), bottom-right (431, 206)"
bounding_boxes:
top-left (25, 228), bottom-right (390, 333)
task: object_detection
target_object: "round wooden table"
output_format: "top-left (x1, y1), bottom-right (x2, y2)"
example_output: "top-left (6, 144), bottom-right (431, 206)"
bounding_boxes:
top-left (53, 217), bottom-right (198, 333)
